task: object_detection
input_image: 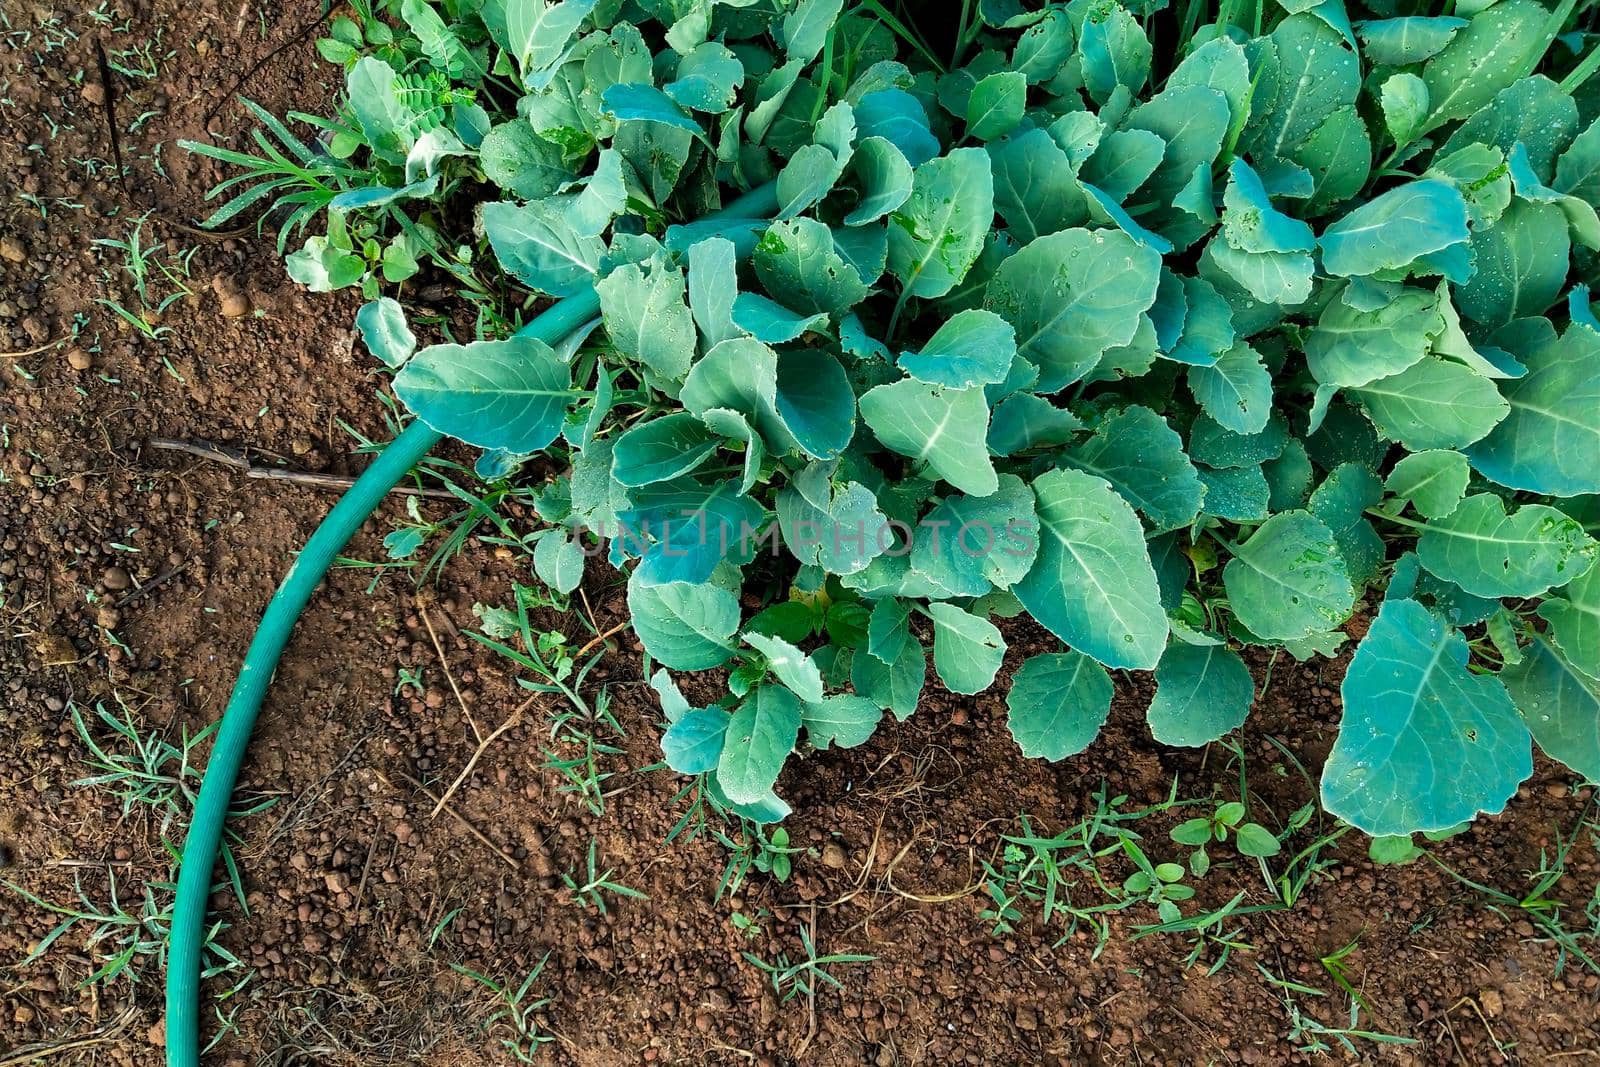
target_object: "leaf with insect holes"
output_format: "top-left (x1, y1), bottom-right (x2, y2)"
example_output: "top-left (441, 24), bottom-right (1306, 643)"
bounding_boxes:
top-left (482, 200), bottom-right (603, 297)
top-left (989, 127), bottom-right (1090, 244)
top-left (887, 148), bottom-right (994, 300)
top-left (1538, 563), bottom-right (1600, 683)
top-left (754, 218), bottom-right (869, 318)
top-left (1416, 494), bottom-right (1596, 600)
top-left (597, 257), bottom-right (697, 382)
top-left (910, 474), bottom-right (1039, 596)
top-left (1350, 358), bottom-right (1508, 451)
top-left (899, 309), bottom-right (1016, 388)
top-left (1188, 343), bottom-right (1273, 435)
top-left (532, 532), bottom-right (584, 594)
top-left (966, 71), bottom-right (1027, 141)
top-left (1224, 511), bottom-right (1356, 642)
top-left (1466, 324), bottom-right (1600, 497)
top-left (1318, 180), bottom-right (1470, 279)
top-left (1386, 451), bottom-right (1470, 520)
top-left (846, 136), bottom-right (914, 226)
top-left (503, 0), bottom-right (596, 86)
top-left (479, 121), bottom-right (572, 199)
top-left (715, 684), bottom-right (802, 804)
top-left (1064, 405), bottom-right (1204, 533)
top-left (801, 694), bottom-right (883, 749)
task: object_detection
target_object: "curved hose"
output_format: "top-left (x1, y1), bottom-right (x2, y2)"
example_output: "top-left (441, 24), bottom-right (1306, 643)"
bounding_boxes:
top-left (166, 181), bottom-right (780, 1065)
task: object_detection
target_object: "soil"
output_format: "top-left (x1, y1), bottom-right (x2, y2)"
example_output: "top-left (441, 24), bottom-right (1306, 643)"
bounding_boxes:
top-left (2, 5), bottom-right (1599, 1067)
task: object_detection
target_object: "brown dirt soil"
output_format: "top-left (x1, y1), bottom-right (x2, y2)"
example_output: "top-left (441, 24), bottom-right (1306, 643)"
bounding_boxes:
top-left (3, 5), bottom-right (1599, 1067)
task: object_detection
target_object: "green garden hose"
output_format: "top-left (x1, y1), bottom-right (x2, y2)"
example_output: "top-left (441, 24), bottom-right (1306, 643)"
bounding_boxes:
top-left (165, 180), bottom-right (780, 1066)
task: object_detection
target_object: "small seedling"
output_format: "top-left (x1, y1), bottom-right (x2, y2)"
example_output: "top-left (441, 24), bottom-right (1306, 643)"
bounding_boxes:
top-left (730, 907), bottom-right (770, 941)
top-left (394, 665), bottom-right (425, 695)
top-left (1170, 799), bottom-right (1281, 876)
top-left (712, 821), bottom-right (807, 901)
top-left (92, 212), bottom-right (194, 341)
top-left (1119, 838), bottom-right (1194, 925)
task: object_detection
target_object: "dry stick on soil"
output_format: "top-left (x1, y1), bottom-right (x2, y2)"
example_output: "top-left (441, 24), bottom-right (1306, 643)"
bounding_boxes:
top-left (883, 830), bottom-right (980, 904)
top-left (92, 39), bottom-right (126, 189)
top-left (1, 337), bottom-right (68, 359)
top-left (145, 437), bottom-right (457, 500)
top-left (0, 1005), bottom-right (138, 1066)
top-left (199, 3), bottom-right (336, 129)
top-left (385, 770), bottom-right (519, 870)
top-left (703, 1042), bottom-right (757, 1062)
top-left (115, 561), bottom-right (190, 608)
top-left (262, 731), bottom-right (374, 850)
top-left (575, 620), bottom-right (630, 659)
top-left (428, 692), bottom-right (538, 819)
top-left (1448, 996), bottom-right (1509, 1056)
top-left (416, 596), bottom-right (482, 742)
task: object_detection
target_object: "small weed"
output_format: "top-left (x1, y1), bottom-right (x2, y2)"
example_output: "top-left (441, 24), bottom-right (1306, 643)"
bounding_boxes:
top-left (469, 583), bottom-right (605, 723)
top-left (1119, 837), bottom-right (1194, 924)
top-left (69, 700), bottom-right (273, 910)
top-left (1430, 797), bottom-right (1600, 977)
top-left (713, 823), bottom-right (807, 900)
top-left (178, 97), bottom-right (372, 249)
top-left (540, 733), bottom-right (621, 816)
top-left (561, 839), bottom-right (646, 916)
top-left (452, 954), bottom-right (555, 1063)
top-left (1257, 963), bottom-right (1417, 1055)
top-left (5, 867), bottom-right (247, 988)
top-left (394, 664), bottom-right (425, 695)
top-left (743, 923), bottom-right (875, 1004)
top-left (427, 905), bottom-right (464, 949)
top-left (978, 785), bottom-right (1205, 955)
top-left (1132, 889), bottom-right (1257, 975)
top-left (92, 213), bottom-right (195, 342)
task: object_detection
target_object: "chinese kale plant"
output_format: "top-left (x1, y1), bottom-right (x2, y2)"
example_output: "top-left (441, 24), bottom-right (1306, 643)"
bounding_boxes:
top-left (201, 0), bottom-right (1600, 841)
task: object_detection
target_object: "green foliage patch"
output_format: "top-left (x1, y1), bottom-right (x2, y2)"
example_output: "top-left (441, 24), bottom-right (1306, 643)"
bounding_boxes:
top-left (198, 0), bottom-right (1600, 841)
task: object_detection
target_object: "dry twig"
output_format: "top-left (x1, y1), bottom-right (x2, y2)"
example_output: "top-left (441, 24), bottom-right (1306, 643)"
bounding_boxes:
top-left (387, 771), bottom-right (520, 870)
top-left (146, 437), bottom-right (455, 499)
